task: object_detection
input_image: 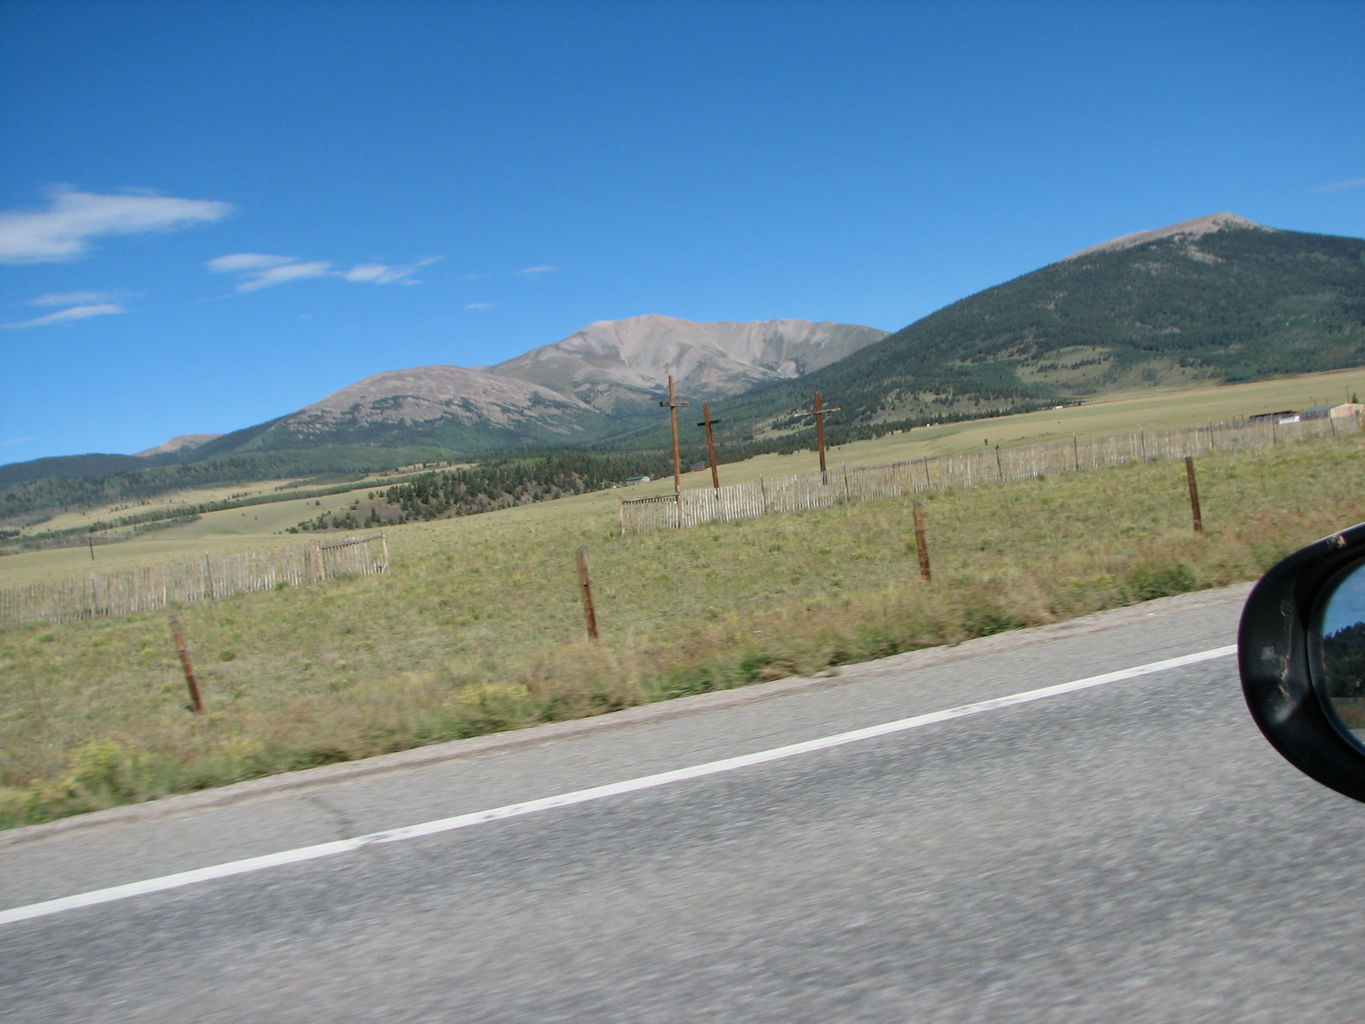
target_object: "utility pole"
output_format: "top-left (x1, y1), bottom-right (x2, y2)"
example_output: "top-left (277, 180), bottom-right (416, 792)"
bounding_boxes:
top-left (659, 375), bottom-right (689, 494)
top-left (812, 391), bottom-right (842, 484)
top-left (696, 402), bottom-right (723, 491)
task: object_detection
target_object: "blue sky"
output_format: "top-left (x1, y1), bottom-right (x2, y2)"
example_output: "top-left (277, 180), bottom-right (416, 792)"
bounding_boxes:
top-left (2, 0), bottom-right (1362, 463)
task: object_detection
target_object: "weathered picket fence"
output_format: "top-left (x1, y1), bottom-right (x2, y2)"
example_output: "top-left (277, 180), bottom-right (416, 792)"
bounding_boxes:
top-left (620, 414), bottom-right (1362, 535)
top-left (0, 534), bottom-right (388, 629)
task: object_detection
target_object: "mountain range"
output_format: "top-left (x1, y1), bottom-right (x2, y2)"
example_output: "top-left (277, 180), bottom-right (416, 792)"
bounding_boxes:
top-left (3, 212), bottom-right (1362, 492)
top-left (222, 316), bottom-right (887, 453)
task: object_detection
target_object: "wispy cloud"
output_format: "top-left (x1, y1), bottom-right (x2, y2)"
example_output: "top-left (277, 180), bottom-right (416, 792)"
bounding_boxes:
top-left (516, 265), bottom-right (559, 279)
top-left (466, 302), bottom-right (493, 310)
top-left (28, 290), bottom-right (125, 307)
top-left (0, 437), bottom-right (36, 448)
top-left (1312, 176), bottom-right (1365, 193)
top-left (209, 253), bottom-right (441, 292)
top-left (0, 186), bottom-right (232, 264)
top-left (344, 257), bottom-right (441, 286)
top-left (2, 303), bottom-right (129, 329)
top-left (208, 253), bottom-right (333, 292)
top-left (241, 261), bottom-right (333, 292)
top-left (205, 253), bottom-right (293, 274)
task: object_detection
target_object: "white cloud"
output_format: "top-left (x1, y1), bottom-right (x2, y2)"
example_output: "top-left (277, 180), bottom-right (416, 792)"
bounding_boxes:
top-left (206, 252), bottom-right (293, 273)
top-left (28, 290), bottom-right (123, 307)
top-left (466, 302), bottom-right (493, 310)
top-left (208, 253), bottom-right (333, 292)
top-left (1313, 176), bottom-right (1365, 193)
top-left (0, 437), bottom-right (36, 448)
top-left (239, 261), bottom-right (333, 292)
top-left (517, 265), bottom-right (560, 278)
top-left (343, 256), bottom-right (441, 286)
top-left (2, 303), bottom-right (129, 329)
top-left (210, 253), bottom-right (440, 292)
top-left (0, 186), bottom-right (232, 264)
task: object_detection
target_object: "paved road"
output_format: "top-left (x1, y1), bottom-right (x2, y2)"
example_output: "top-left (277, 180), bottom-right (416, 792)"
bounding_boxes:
top-left (4, 585), bottom-right (1364, 1022)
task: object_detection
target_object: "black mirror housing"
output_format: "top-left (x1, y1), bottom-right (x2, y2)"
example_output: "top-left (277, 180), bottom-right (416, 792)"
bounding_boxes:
top-left (1239, 522), bottom-right (1365, 802)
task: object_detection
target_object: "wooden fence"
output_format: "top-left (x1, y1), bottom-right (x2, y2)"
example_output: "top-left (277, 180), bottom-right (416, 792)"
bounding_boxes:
top-left (620, 413), bottom-right (1362, 535)
top-left (0, 534), bottom-right (389, 629)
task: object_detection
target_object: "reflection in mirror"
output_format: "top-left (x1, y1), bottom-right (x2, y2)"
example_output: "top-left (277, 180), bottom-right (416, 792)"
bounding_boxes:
top-left (1319, 563), bottom-right (1365, 741)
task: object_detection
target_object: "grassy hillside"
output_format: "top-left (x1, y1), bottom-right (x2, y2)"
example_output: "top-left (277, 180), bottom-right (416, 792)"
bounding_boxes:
top-left (695, 224), bottom-right (1365, 445)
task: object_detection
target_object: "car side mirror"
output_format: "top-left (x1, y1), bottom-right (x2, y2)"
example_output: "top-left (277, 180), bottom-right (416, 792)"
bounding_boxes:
top-left (1239, 522), bottom-right (1365, 802)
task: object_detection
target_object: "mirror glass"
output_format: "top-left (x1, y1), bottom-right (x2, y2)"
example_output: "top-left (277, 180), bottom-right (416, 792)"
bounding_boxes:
top-left (1318, 563), bottom-right (1365, 742)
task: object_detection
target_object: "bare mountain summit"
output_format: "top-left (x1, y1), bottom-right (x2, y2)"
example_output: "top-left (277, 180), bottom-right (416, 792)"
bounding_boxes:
top-left (491, 315), bottom-right (886, 411)
top-left (1062, 212), bottom-right (1269, 261)
top-left (257, 315), bottom-right (887, 450)
top-left (295, 366), bottom-right (591, 430)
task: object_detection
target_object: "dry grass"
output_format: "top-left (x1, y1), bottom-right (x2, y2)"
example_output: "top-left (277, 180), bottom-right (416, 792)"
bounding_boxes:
top-left (1, 430), bottom-right (1361, 828)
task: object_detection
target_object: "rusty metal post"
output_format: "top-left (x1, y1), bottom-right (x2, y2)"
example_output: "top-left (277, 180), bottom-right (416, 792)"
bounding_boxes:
top-left (170, 616), bottom-right (204, 713)
top-left (697, 402), bottom-right (722, 491)
top-left (1185, 456), bottom-right (1204, 534)
top-left (913, 502), bottom-right (932, 583)
top-left (576, 548), bottom-right (600, 641)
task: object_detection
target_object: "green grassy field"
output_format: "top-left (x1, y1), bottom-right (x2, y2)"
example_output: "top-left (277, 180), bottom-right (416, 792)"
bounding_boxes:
top-left (2, 430), bottom-right (1362, 828)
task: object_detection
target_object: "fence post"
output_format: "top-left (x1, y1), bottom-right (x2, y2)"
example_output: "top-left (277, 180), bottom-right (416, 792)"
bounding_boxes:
top-left (170, 616), bottom-right (205, 713)
top-left (1185, 456), bottom-right (1204, 534)
top-left (576, 548), bottom-right (600, 641)
top-left (913, 502), bottom-right (932, 583)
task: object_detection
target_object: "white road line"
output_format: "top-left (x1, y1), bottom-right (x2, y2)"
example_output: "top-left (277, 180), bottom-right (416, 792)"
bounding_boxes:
top-left (0, 645), bottom-right (1236, 928)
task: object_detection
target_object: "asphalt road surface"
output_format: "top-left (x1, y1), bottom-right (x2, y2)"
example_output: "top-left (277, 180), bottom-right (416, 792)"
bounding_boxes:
top-left (4, 584), bottom-right (1364, 1023)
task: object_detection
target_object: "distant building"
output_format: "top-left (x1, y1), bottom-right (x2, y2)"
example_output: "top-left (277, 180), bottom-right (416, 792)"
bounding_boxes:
top-left (624, 475), bottom-right (651, 486)
top-left (1249, 403), bottom-right (1361, 425)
